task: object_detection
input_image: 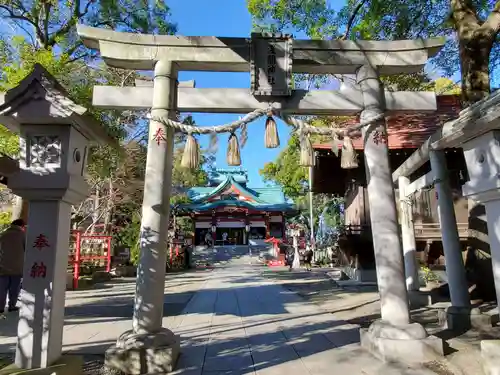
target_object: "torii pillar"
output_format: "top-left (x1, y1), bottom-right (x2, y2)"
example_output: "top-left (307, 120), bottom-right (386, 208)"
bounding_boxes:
top-left (398, 176), bottom-right (420, 292)
top-left (105, 60), bottom-right (181, 374)
top-left (357, 65), bottom-right (444, 364)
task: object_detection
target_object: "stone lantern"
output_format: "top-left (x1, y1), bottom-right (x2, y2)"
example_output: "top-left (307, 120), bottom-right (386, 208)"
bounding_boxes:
top-left (0, 64), bottom-right (115, 372)
top-left (463, 130), bottom-right (500, 305)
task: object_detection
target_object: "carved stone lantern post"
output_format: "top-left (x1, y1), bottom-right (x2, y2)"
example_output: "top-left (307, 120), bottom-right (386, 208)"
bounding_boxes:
top-left (0, 64), bottom-right (115, 372)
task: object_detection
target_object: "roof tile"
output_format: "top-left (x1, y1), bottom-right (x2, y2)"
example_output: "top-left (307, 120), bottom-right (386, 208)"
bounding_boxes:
top-left (313, 95), bottom-right (462, 150)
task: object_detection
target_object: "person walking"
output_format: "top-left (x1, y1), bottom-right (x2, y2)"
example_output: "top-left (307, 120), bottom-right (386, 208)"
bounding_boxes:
top-left (0, 219), bottom-right (26, 313)
top-left (286, 247), bottom-right (295, 271)
top-left (304, 245), bottom-right (314, 271)
top-left (204, 231), bottom-right (213, 248)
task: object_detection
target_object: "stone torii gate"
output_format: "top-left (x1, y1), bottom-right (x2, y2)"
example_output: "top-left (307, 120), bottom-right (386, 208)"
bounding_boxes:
top-left (77, 25), bottom-right (445, 371)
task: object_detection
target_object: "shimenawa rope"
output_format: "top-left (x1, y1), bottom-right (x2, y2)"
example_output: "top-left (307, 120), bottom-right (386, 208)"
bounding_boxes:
top-left (150, 108), bottom-right (385, 169)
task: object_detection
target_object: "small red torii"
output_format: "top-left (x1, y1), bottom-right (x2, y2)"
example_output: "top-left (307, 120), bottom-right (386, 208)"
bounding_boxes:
top-left (264, 237), bottom-right (282, 257)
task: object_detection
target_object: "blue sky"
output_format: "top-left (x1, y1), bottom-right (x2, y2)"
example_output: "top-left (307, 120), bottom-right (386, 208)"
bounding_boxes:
top-left (169, 0), bottom-right (346, 188)
top-left (0, 0), bottom-right (467, 188)
top-left (169, 0), bottom-right (299, 188)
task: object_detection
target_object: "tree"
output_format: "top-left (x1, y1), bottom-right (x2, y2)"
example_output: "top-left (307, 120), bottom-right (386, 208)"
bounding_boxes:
top-left (0, 0), bottom-right (176, 60)
top-left (0, 41), bottom-right (139, 223)
top-left (248, 0), bottom-right (500, 105)
top-left (247, 0), bottom-right (337, 38)
top-left (336, 0), bottom-right (500, 104)
top-left (260, 134), bottom-right (308, 198)
top-left (0, 0), bottom-right (178, 226)
top-left (433, 77), bottom-right (462, 95)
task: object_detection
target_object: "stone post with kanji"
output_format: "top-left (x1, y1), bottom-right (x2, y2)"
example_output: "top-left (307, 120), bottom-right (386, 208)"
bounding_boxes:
top-left (0, 64), bottom-right (114, 372)
top-left (104, 59), bottom-right (181, 375)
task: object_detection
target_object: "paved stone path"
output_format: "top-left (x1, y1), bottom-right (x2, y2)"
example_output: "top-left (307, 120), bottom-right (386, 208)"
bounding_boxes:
top-left (261, 267), bottom-right (381, 326)
top-left (0, 270), bottom-right (211, 355)
top-left (0, 247), bottom-right (442, 374)
top-left (171, 249), bottom-right (439, 375)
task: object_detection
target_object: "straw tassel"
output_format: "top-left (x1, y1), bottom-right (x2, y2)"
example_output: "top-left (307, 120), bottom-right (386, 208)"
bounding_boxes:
top-left (264, 115), bottom-right (280, 148)
top-left (340, 135), bottom-right (358, 169)
top-left (208, 132), bottom-right (218, 154)
top-left (181, 134), bottom-right (200, 169)
top-left (331, 132), bottom-right (341, 157)
top-left (299, 133), bottom-right (315, 167)
top-left (227, 133), bottom-right (241, 166)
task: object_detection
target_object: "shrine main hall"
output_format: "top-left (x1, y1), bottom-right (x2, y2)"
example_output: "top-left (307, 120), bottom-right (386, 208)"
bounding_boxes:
top-left (177, 169), bottom-right (296, 246)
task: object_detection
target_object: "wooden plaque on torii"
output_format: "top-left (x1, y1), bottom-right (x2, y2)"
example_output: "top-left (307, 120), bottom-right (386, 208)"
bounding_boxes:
top-left (250, 33), bottom-right (293, 97)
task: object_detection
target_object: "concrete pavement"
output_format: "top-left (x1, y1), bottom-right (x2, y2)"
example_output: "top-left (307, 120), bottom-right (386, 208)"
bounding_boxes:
top-left (0, 270), bottom-right (211, 355)
top-left (170, 247), bottom-right (440, 375)
top-left (0, 246), bottom-right (442, 374)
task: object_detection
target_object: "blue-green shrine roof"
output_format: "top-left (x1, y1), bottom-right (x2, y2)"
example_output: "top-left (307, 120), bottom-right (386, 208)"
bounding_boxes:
top-left (177, 169), bottom-right (296, 213)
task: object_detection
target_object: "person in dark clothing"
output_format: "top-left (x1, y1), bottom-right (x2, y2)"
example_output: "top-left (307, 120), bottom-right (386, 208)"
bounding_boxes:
top-left (204, 232), bottom-right (213, 248)
top-left (304, 247), bottom-right (313, 271)
top-left (286, 248), bottom-right (295, 271)
top-left (0, 219), bottom-right (26, 313)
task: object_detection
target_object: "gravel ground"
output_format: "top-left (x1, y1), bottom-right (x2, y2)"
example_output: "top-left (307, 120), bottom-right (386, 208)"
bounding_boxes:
top-left (0, 354), bottom-right (124, 375)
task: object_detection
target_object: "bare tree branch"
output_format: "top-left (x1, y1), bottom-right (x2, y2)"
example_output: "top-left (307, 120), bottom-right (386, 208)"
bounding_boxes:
top-left (481, 0), bottom-right (500, 37)
top-left (0, 4), bottom-right (45, 46)
top-left (340, 0), bottom-right (369, 40)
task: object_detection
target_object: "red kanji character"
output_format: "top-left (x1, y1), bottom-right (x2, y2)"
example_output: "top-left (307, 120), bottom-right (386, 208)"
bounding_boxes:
top-left (372, 130), bottom-right (388, 145)
top-left (30, 262), bottom-right (47, 278)
top-left (38, 262), bottom-right (47, 278)
top-left (152, 128), bottom-right (167, 145)
top-left (33, 234), bottom-right (49, 251)
top-left (30, 262), bottom-right (37, 278)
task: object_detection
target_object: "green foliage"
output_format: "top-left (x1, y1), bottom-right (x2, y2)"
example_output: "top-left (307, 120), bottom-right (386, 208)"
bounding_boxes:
top-left (260, 134), bottom-right (307, 198)
top-left (0, 126), bottom-right (19, 157)
top-left (421, 266), bottom-right (439, 284)
top-left (114, 212), bottom-right (142, 265)
top-left (294, 194), bottom-right (344, 231)
top-left (0, 41), bottom-right (129, 181)
top-left (0, 0), bottom-right (177, 162)
top-left (318, 196), bottom-right (344, 229)
top-left (171, 147), bottom-right (210, 191)
top-left (432, 77), bottom-right (461, 95)
top-left (0, 211), bottom-right (11, 231)
top-left (0, 0), bottom-right (176, 59)
top-left (0, 42), bottom-right (73, 157)
top-left (247, 0), bottom-right (337, 38)
top-left (247, 0), bottom-right (500, 100)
